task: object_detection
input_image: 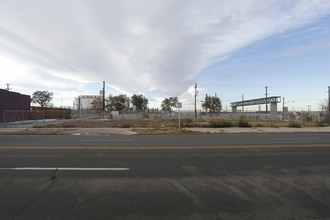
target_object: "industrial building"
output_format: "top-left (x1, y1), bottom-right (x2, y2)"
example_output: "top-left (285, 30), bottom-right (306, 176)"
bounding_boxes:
top-left (73, 90), bottom-right (104, 110)
top-left (0, 89), bottom-right (30, 123)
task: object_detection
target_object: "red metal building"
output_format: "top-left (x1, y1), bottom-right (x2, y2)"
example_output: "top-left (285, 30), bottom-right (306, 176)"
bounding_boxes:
top-left (0, 89), bottom-right (30, 123)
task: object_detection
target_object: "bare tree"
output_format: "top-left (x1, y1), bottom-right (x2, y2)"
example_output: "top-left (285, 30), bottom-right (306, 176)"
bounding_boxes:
top-left (320, 99), bottom-right (329, 112)
top-left (91, 97), bottom-right (103, 110)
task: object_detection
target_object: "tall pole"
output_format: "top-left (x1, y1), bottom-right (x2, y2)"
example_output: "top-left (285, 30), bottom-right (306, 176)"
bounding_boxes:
top-left (242, 94), bottom-right (244, 113)
top-left (179, 106), bottom-right (181, 130)
top-left (328, 86), bottom-right (330, 116)
top-left (5, 84), bottom-right (10, 91)
top-left (282, 97), bottom-right (285, 121)
top-left (265, 86), bottom-right (268, 119)
top-left (103, 81), bottom-right (105, 118)
top-left (194, 83), bottom-right (198, 118)
top-left (78, 97), bottom-right (81, 118)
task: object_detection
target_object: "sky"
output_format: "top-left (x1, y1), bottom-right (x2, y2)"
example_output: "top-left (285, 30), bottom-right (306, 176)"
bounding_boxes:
top-left (0, 0), bottom-right (330, 111)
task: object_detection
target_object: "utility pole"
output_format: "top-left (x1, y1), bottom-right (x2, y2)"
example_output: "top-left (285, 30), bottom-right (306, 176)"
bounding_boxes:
top-left (328, 86), bottom-right (330, 116)
top-left (194, 83), bottom-right (198, 118)
top-left (78, 96), bottom-right (81, 118)
top-left (282, 97), bottom-right (285, 121)
top-left (102, 81), bottom-right (105, 117)
top-left (242, 94), bottom-right (244, 113)
top-left (5, 84), bottom-right (10, 91)
top-left (265, 86), bottom-right (268, 119)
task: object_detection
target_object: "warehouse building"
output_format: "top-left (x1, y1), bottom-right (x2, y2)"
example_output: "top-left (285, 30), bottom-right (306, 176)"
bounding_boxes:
top-left (73, 90), bottom-right (103, 110)
top-left (0, 89), bottom-right (30, 123)
top-left (73, 95), bottom-right (100, 110)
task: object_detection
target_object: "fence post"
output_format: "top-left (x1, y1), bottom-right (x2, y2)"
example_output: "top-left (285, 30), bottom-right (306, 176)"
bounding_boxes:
top-left (43, 110), bottom-right (45, 126)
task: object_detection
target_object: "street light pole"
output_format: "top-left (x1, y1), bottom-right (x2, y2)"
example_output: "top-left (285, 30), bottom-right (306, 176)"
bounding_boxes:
top-left (194, 83), bottom-right (198, 118)
top-left (282, 97), bottom-right (295, 121)
top-left (282, 97), bottom-right (285, 121)
top-left (102, 81), bottom-right (105, 118)
top-left (265, 86), bottom-right (268, 119)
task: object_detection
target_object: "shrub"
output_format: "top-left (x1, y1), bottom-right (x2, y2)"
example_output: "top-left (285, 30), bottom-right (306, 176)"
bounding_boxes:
top-left (210, 119), bottom-right (233, 128)
top-left (116, 123), bottom-right (131, 128)
top-left (182, 118), bottom-right (193, 124)
top-left (317, 119), bottom-right (329, 127)
top-left (288, 121), bottom-right (301, 128)
top-left (306, 116), bottom-right (313, 122)
top-left (317, 121), bottom-right (327, 127)
top-left (238, 116), bottom-right (251, 127)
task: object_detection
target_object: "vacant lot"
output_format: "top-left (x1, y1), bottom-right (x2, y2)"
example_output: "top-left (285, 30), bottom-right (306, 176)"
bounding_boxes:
top-left (31, 117), bottom-right (323, 129)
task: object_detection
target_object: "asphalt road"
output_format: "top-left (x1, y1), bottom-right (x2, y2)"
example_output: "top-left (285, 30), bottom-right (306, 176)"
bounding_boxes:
top-left (1, 133), bottom-right (330, 220)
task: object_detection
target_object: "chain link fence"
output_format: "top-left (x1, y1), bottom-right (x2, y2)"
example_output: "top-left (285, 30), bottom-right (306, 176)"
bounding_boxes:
top-left (1, 109), bottom-right (328, 128)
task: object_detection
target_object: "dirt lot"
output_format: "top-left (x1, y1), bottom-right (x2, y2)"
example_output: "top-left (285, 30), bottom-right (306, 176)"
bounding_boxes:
top-left (1, 118), bottom-right (329, 135)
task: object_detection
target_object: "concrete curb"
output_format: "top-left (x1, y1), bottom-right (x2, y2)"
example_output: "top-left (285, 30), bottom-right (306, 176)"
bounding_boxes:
top-left (186, 127), bottom-right (330, 134)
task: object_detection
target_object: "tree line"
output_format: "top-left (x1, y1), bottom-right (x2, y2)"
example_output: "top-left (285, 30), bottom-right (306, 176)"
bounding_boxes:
top-left (91, 94), bottom-right (149, 112)
top-left (30, 90), bottom-right (223, 113)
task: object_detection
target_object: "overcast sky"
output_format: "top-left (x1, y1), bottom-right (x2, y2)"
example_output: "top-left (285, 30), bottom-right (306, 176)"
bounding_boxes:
top-left (1, 0), bottom-right (330, 111)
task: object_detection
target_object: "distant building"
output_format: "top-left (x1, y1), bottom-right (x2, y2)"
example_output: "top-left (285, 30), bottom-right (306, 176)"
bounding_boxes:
top-left (0, 89), bottom-right (30, 123)
top-left (73, 91), bottom-right (103, 110)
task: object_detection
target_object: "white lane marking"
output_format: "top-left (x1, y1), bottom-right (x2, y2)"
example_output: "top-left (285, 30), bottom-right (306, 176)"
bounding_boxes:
top-left (272, 138), bottom-right (320, 140)
top-left (0, 167), bottom-right (129, 171)
top-left (80, 140), bottom-right (134, 142)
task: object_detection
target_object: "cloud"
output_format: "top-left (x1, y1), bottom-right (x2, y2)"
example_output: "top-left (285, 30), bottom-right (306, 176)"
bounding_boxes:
top-left (0, 0), bottom-right (330, 99)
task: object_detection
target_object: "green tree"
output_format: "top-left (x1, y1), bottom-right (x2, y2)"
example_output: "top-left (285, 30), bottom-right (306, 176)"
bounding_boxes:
top-left (106, 94), bottom-right (130, 111)
top-left (161, 97), bottom-right (178, 116)
top-left (202, 95), bottom-right (211, 112)
top-left (31, 90), bottom-right (53, 108)
top-left (131, 94), bottom-right (149, 111)
top-left (202, 94), bottom-right (222, 114)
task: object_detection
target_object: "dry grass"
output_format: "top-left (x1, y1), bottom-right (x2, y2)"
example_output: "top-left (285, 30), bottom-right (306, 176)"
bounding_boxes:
top-left (38, 118), bottom-right (183, 128)
top-left (34, 117), bottom-right (322, 129)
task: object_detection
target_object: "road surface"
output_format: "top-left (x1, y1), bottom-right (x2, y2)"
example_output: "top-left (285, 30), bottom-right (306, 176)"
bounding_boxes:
top-left (1, 134), bottom-right (330, 219)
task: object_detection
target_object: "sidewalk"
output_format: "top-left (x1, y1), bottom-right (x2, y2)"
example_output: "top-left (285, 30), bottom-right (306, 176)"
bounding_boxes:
top-left (0, 126), bottom-right (330, 135)
top-left (186, 127), bottom-right (330, 134)
top-left (0, 127), bottom-right (138, 135)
